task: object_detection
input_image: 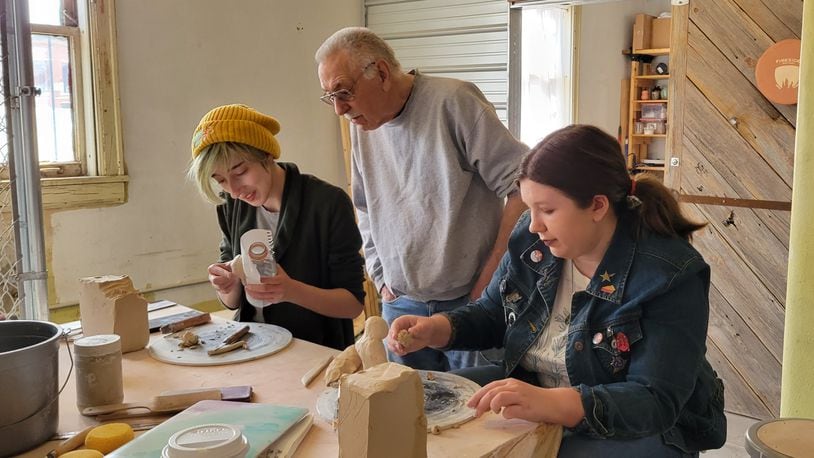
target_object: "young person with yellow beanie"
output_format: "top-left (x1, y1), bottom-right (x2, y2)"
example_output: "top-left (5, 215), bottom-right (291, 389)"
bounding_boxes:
top-left (188, 104), bottom-right (365, 350)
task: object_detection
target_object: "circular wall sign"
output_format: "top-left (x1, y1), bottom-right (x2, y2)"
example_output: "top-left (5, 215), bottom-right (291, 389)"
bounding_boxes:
top-left (755, 39), bottom-right (801, 105)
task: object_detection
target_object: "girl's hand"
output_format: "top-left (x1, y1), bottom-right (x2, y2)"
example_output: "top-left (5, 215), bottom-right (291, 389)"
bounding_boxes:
top-left (467, 379), bottom-right (585, 427)
top-left (244, 265), bottom-right (295, 304)
top-left (207, 262), bottom-right (239, 294)
top-left (467, 378), bottom-right (548, 422)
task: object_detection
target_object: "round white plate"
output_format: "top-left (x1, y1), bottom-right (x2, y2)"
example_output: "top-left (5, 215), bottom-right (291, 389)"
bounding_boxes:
top-left (148, 321), bottom-right (291, 366)
top-left (316, 370), bottom-right (480, 432)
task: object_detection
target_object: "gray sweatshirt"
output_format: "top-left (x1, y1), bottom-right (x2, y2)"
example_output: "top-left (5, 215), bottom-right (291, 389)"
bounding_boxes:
top-left (351, 72), bottom-right (528, 302)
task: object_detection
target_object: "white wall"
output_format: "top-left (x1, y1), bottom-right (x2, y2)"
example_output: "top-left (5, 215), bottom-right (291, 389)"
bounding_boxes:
top-left (47, 0), bottom-right (363, 308)
top-left (576, 0), bottom-right (671, 134)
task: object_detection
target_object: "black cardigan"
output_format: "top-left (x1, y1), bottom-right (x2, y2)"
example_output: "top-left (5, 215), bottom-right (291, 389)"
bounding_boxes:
top-left (216, 162), bottom-right (365, 350)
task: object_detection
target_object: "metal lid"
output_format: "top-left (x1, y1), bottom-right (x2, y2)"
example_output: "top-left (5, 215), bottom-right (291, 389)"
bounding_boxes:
top-left (746, 418), bottom-right (814, 458)
top-left (162, 423), bottom-right (249, 458)
top-left (73, 334), bottom-right (121, 357)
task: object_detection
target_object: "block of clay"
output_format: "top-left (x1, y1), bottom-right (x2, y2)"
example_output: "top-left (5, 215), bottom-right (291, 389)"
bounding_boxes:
top-left (338, 362), bottom-right (427, 458)
top-left (79, 275), bottom-right (149, 353)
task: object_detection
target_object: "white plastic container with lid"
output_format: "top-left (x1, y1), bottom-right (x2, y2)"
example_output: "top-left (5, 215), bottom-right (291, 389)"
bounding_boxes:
top-left (162, 423), bottom-right (249, 458)
top-left (640, 103), bottom-right (667, 120)
top-left (74, 334), bottom-right (123, 409)
top-left (240, 229), bottom-right (276, 308)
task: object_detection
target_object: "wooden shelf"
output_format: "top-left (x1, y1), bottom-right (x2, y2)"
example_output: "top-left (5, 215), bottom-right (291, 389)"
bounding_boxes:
top-left (624, 43), bottom-right (670, 173)
top-left (635, 74), bottom-right (670, 80)
top-left (631, 47), bottom-right (670, 56)
top-left (634, 165), bottom-right (666, 172)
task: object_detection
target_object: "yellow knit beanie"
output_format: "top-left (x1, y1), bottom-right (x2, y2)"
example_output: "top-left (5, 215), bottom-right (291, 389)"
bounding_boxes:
top-left (191, 104), bottom-right (281, 159)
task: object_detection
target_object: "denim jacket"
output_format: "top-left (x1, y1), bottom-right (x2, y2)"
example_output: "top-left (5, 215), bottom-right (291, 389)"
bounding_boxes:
top-left (445, 212), bottom-right (726, 452)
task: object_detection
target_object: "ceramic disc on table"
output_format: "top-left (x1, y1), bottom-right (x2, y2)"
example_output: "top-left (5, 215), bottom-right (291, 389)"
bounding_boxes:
top-left (148, 321), bottom-right (291, 366)
top-left (316, 370), bottom-right (480, 432)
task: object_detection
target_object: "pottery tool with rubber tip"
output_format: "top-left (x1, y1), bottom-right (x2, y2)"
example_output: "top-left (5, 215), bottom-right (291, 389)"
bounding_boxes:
top-left (81, 385), bottom-right (252, 420)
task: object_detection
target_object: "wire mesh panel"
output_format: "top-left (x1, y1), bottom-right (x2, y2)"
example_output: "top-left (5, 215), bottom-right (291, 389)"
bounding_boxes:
top-left (0, 4), bottom-right (23, 320)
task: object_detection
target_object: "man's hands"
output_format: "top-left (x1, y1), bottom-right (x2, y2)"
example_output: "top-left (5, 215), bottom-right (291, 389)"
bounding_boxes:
top-left (379, 284), bottom-right (397, 302)
top-left (386, 314), bottom-right (452, 355)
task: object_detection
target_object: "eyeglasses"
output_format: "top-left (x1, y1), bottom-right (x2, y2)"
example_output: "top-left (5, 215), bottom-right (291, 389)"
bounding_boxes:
top-left (320, 62), bottom-right (376, 106)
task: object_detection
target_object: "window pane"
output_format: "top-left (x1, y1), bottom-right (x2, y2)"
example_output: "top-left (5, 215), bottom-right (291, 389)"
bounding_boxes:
top-left (520, 6), bottom-right (573, 147)
top-left (28, 0), bottom-right (62, 26)
top-left (31, 34), bottom-right (76, 163)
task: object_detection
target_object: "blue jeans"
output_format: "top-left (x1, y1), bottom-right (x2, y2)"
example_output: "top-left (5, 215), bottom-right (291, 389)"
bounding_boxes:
top-left (382, 295), bottom-right (494, 371)
top-left (558, 432), bottom-right (699, 457)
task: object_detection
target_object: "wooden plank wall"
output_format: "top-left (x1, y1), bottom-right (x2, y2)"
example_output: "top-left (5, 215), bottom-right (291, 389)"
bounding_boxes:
top-left (670, 0), bottom-right (802, 419)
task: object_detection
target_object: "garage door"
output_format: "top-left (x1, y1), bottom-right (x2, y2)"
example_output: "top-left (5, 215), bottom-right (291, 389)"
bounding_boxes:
top-left (365, 0), bottom-right (510, 122)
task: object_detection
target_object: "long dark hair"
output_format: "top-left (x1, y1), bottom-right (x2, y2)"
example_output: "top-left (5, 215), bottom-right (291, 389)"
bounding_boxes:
top-left (518, 125), bottom-right (705, 240)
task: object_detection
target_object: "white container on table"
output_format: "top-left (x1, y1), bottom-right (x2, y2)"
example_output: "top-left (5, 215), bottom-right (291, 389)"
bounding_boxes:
top-left (162, 423), bottom-right (249, 458)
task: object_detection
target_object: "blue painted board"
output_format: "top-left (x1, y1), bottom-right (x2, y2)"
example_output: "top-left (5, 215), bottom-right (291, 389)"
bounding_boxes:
top-left (108, 400), bottom-right (308, 457)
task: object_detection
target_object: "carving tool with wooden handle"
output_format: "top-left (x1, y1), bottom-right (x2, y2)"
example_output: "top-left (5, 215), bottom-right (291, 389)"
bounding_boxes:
top-left (50, 421), bottom-right (163, 441)
top-left (159, 312), bottom-right (211, 334)
top-left (222, 324), bottom-right (250, 344)
top-left (46, 423), bottom-right (161, 457)
top-left (149, 310), bottom-right (202, 333)
top-left (81, 385), bottom-right (252, 420)
top-left (206, 325), bottom-right (252, 356)
top-left (81, 387), bottom-right (221, 420)
top-left (207, 340), bottom-right (248, 356)
top-left (45, 425), bottom-right (94, 458)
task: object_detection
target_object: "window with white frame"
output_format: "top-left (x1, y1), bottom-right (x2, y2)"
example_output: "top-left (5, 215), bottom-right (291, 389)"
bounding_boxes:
top-left (29, 0), bottom-right (85, 176)
top-left (511, 4), bottom-right (575, 147)
top-left (0, 0), bottom-right (126, 209)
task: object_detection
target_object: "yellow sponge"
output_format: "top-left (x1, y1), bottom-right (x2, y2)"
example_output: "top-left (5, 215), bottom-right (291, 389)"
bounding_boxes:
top-left (85, 422), bottom-right (135, 453)
top-left (60, 450), bottom-right (104, 458)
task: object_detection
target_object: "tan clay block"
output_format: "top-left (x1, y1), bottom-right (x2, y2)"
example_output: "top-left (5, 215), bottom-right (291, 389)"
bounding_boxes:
top-left (79, 275), bottom-right (148, 353)
top-left (338, 362), bottom-right (427, 458)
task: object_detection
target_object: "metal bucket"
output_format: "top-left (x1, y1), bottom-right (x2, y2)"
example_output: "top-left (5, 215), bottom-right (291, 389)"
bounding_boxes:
top-left (0, 320), bottom-right (62, 456)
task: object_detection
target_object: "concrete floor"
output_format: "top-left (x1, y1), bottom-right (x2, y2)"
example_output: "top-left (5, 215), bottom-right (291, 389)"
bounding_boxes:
top-left (702, 411), bottom-right (758, 458)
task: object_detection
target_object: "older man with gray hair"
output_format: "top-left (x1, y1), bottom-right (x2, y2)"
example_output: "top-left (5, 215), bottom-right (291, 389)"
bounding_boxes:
top-left (315, 27), bottom-right (528, 374)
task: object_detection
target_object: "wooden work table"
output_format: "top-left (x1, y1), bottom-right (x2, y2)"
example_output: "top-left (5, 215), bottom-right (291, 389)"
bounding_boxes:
top-left (19, 306), bottom-right (544, 457)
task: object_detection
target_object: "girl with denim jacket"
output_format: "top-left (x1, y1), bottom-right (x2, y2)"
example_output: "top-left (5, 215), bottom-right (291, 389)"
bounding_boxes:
top-left (387, 125), bottom-right (726, 456)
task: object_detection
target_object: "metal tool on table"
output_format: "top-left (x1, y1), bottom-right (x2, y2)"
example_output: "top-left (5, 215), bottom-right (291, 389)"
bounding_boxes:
top-left (81, 385), bottom-right (252, 421)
